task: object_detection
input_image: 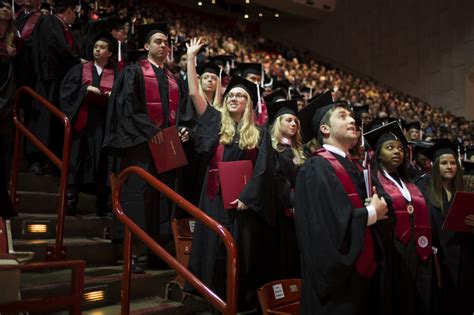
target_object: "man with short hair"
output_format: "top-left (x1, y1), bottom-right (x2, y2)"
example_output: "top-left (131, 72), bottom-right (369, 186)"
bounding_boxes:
top-left (295, 91), bottom-right (389, 314)
top-left (28, 0), bottom-right (84, 175)
top-left (103, 25), bottom-right (191, 272)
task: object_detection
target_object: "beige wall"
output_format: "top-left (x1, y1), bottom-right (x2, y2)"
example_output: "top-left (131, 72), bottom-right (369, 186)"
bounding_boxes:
top-left (262, 0), bottom-right (474, 119)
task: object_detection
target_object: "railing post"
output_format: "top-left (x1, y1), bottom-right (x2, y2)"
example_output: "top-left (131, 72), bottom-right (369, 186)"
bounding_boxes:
top-left (121, 227), bottom-right (132, 315)
top-left (10, 127), bottom-right (21, 207)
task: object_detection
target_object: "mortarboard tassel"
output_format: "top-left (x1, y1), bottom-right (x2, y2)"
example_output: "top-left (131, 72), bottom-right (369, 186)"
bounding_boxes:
top-left (225, 61), bottom-right (230, 74)
top-left (12, 0), bottom-right (15, 20)
top-left (458, 146), bottom-right (462, 164)
top-left (309, 87), bottom-right (313, 99)
top-left (118, 41), bottom-right (122, 62)
top-left (170, 40), bottom-right (174, 63)
top-left (219, 68), bottom-right (222, 83)
top-left (260, 65), bottom-right (264, 88)
top-left (256, 82), bottom-right (262, 114)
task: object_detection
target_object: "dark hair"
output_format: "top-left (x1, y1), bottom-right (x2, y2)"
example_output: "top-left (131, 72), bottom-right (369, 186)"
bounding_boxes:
top-left (372, 140), bottom-right (410, 182)
top-left (427, 153), bottom-right (464, 209)
top-left (317, 104), bottom-right (351, 144)
top-left (55, 4), bottom-right (75, 14)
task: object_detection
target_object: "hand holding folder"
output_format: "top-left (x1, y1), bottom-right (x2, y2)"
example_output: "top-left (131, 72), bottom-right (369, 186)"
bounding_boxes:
top-left (442, 192), bottom-right (474, 233)
top-left (148, 127), bottom-right (188, 174)
top-left (217, 160), bottom-right (253, 210)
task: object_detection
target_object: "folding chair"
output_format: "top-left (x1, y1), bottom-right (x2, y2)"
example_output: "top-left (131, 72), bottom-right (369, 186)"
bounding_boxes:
top-left (165, 218), bottom-right (195, 302)
top-left (257, 279), bottom-right (301, 315)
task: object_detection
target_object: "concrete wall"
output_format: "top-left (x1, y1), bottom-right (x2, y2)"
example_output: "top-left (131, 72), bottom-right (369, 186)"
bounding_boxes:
top-left (261, 0), bottom-right (474, 118)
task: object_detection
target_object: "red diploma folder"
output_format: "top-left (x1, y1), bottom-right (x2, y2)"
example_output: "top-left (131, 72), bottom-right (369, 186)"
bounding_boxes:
top-left (84, 92), bottom-right (109, 106)
top-left (442, 191), bottom-right (474, 233)
top-left (148, 127), bottom-right (188, 174)
top-left (217, 160), bottom-right (253, 210)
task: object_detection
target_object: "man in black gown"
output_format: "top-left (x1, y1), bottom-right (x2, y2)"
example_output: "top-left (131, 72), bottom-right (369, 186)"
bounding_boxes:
top-left (103, 24), bottom-right (191, 272)
top-left (294, 91), bottom-right (389, 314)
top-left (28, 0), bottom-right (84, 175)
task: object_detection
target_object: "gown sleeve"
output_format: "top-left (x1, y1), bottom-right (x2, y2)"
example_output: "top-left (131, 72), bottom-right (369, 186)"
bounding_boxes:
top-left (103, 65), bottom-right (160, 149)
top-left (193, 105), bottom-right (221, 155)
top-left (59, 64), bottom-right (87, 124)
top-left (294, 156), bottom-right (369, 300)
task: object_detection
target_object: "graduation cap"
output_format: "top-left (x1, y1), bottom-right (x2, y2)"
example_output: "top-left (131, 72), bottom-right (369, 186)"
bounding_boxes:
top-left (209, 55), bottom-right (232, 68)
top-left (466, 146), bottom-right (474, 160)
top-left (92, 30), bottom-right (117, 55)
top-left (266, 100), bottom-right (298, 124)
top-left (54, 0), bottom-right (78, 10)
top-left (412, 140), bottom-right (434, 155)
top-left (223, 75), bottom-right (259, 109)
top-left (365, 116), bottom-right (399, 132)
top-left (462, 160), bottom-right (474, 173)
top-left (298, 90), bottom-right (334, 143)
top-left (352, 104), bottom-right (369, 120)
top-left (421, 138), bottom-right (457, 162)
top-left (263, 88), bottom-right (287, 103)
top-left (197, 61), bottom-right (222, 77)
top-left (363, 120), bottom-right (408, 152)
top-left (236, 62), bottom-right (263, 78)
top-left (40, 2), bottom-right (52, 12)
top-left (404, 121), bottom-right (421, 131)
top-left (107, 16), bottom-right (126, 31)
top-left (289, 88), bottom-right (305, 100)
top-left (135, 23), bottom-right (168, 48)
top-left (272, 79), bottom-right (291, 91)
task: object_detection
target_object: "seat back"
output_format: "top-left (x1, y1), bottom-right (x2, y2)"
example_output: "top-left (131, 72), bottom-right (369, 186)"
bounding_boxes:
top-left (0, 254), bottom-right (21, 304)
top-left (257, 279), bottom-right (302, 315)
top-left (0, 218), bottom-right (8, 254)
top-left (171, 218), bottom-right (195, 287)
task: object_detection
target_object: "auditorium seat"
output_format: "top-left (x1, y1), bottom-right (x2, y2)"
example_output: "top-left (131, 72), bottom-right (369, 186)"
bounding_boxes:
top-left (257, 279), bottom-right (301, 315)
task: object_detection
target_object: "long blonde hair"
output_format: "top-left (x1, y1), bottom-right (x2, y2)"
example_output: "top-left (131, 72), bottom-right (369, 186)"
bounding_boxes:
top-left (0, 2), bottom-right (16, 48)
top-left (220, 89), bottom-right (260, 150)
top-left (198, 72), bottom-right (222, 109)
top-left (270, 114), bottom-right (306, 165)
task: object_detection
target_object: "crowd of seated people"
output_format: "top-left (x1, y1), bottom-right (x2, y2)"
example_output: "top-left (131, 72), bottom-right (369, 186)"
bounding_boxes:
top-left (1, 1), bottom-right (473, 314)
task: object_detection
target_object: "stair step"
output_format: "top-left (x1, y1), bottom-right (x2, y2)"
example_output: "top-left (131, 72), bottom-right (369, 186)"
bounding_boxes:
top-left (82, 296), bottom-right (183, 315)
top-left (20, 266), bottom-right (177, 312)
top-left (9, 214), bottom-right (112, 239)
top-left (13, 237), bottom-right (118, 265)
top-left (16, 191), bottom-right (96, 214)
top-left (16, 172), bottom-right (60, 193)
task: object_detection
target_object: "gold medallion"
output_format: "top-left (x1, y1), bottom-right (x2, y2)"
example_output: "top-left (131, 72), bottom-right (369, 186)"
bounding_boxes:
top-left (407, 204), bottom-right (414, 215)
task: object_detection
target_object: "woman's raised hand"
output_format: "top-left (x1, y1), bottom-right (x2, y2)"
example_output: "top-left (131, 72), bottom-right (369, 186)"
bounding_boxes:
top-left (186, 37), bottom-right (204, 57)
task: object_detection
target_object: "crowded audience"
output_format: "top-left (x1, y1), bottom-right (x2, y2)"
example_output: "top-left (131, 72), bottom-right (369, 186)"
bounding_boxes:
top-left (1, 0), bottom-right (473, 314)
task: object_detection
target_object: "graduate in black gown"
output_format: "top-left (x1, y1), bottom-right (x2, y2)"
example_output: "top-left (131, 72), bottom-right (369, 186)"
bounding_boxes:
top-left (28, 0), bottom-right (84, 175)
top-left (0, 0), bottom-right (18, 219)
top-left (294, 92), bottom-right (389, 315)
top-left (185, 37), bottom-right (262, 312)
top-left (183, 38), bottom-right (223, 206)
top-left (418, 139), bottom-right (474, 315)
top-left (60, 30), bottom-right (117, 216)
top-left (239, 99), bottom-right (306, 282)
top-left (103, 24), bottom-right (191, 272)
top-left (364, 121), bottom-right (433, 315)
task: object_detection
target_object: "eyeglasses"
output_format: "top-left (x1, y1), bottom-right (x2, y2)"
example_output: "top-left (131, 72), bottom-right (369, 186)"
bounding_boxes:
top-left (227, 93), bottom-right (248, 99)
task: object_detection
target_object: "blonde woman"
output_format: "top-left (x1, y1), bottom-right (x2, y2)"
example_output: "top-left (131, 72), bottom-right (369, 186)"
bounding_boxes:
top-left (186, 37), bottom-right (263, 312)
top-left (186, 37), bottom-right (222, 113)
top-left (239, 100), bottom-right (306, 283)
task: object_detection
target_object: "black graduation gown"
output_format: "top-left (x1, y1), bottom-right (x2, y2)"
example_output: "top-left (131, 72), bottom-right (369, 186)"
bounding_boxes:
top-left (185, 106), bottom-right (263, 311)
top-left (60, 63), bottom-right (112, 187)
top-left (374, 172), bottom-right (432, 315)
top-left (103, 63), bottom-right (189, 242)
top-left (294, 152), bottom-right (381, 315)
top-left (426, 190), bottom-right (474, 315)
top-left (0, 49), bottom-right (17, 219)
top-left (27, 14), bottom-right (81, 160)
top-left (239, 134), bottom-right (302, 282)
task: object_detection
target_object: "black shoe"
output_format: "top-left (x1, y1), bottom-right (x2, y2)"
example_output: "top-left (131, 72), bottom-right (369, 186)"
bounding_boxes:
top-left (131, 255), bottom-right (145, 274)
top-left (29, 162), bottom-right (44, 176)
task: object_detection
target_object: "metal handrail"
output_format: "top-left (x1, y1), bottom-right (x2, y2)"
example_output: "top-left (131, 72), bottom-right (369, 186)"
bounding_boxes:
top-left (110, 166), bottom-right (238, 315)
top-left (0, 258), bottom-right (85, 314)
top-left (10, 86), bottom-right (72, 260)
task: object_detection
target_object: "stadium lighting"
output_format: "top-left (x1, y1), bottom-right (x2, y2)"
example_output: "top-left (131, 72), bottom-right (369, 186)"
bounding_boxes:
top-left (258, 13), bottom-right (263, 17)
top-left (274, 13), bottom-right (279, 17)
top-left (198, 1), bottom-right (203, 6)
top-left (244, 14), bottom-right (249, 19)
